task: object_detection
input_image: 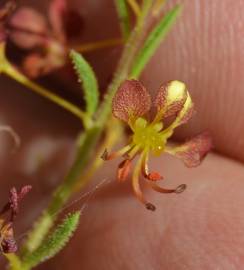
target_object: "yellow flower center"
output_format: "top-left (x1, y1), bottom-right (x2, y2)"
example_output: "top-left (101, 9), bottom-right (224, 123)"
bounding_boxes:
top-left (132, 117), bottom-right (166, 156)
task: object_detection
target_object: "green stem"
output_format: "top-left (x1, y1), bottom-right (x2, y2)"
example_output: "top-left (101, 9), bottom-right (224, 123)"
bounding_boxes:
top-left (4, 254), bottom-right (22, 270)
top-left (114, 0), bottom-right (131, 40)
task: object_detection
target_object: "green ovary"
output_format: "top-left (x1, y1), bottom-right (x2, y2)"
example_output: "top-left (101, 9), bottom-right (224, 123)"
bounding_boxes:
top-left (132, 117), bottom-right (166, 156)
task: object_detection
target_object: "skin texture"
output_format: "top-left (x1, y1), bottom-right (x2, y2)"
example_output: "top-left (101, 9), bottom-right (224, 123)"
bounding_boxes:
top-left (0, 0), bottom-right (244, 269)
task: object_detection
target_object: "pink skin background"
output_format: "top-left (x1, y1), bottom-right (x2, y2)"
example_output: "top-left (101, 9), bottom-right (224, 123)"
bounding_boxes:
top-left (0, 0), bottom-right (244, 269)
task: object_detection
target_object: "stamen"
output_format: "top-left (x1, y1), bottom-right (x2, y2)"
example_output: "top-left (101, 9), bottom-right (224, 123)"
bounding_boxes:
top-left (175, 184), bottom-right (187, 193)
top-left (146, 172), bottom-right (163, 181)
top-left (100, 149), bottom-right (109, 160)
top-left (117, 159), bottom-right (131, 182)
top-left (141, 151), bottom-right (163, 181)
top-left (126, 145), bottom-right (140, 159)
top-left (141, 150), bottom-right (149, 176)
top-left (145, 203), bottom-right (156, 211)
top-left (132, 155), bottom-right (156, 211)
top-left (148, 182), bottom-right (186, 194)
top-left (101, 144), bottom-right (132, 160)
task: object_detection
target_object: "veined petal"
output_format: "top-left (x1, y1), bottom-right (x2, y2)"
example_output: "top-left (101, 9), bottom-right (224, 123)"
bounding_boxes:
top-left (9, 7), bottom-right (48, 49)
top-left (154, 80), bottom-right (187, 120)
top-left (173, 92), bottom-right (194, 128)
top-left (165, 132), bottom-right (213, 167)
top-left (160, 91), bottom-right (194, 139)
top-left (112, 80), bottom-right (151, 123)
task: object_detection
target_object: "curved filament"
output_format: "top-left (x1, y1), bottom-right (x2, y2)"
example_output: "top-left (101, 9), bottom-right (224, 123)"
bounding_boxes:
top-left (126, 145), bottom-right (140, 159)
top-left (101, 144), bottom-right (132, 160)
top-left (117, 159), bottom-right (131, 182)
top-left (132, 154), bottom-right (156, 211)
top-left (149, 182), bottom-right (186, 194)
top-left (141, 150), bottom-right (163, 181)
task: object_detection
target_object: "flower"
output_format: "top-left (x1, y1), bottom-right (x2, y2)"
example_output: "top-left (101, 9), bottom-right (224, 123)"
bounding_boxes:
top-left (102, 80), bottom-right (212, 211)
top-left (8, 0), bottom-right (83, 77)
top-left (0, 185), bottom-right (32, 253)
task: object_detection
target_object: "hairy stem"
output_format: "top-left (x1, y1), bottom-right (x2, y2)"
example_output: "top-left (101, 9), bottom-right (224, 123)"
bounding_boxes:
top-left (114, 0), bottom-right (131, 39)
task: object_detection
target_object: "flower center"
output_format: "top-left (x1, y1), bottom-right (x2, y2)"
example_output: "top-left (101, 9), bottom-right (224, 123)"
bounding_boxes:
top-left (132, 118), bottom-right (166, 156)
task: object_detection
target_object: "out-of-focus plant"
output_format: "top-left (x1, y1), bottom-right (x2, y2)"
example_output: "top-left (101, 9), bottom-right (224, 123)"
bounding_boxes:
top-left (8, 0), bottom-right (123, 78)
top-left (0, 0), bottom-right (212, 269)
top-left (0, 186), bottom-right (32, 253)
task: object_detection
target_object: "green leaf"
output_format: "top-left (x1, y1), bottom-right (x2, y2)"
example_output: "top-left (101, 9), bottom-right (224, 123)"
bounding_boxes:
top-left (130, 4), bottom-right (182, 78)
top-left (114, 0), bottom-right (131, 39)
top-left (70, 50), bottom-right (99, 116)
top-left (22, 211), bottom-right (80, 269)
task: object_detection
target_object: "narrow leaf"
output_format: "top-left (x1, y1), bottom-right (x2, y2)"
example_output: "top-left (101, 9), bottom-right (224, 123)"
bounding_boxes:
top-left (70, 50), bottom-right (99, 116)
top-left (130, 4), bottom-right (182, 78)
top-left (114, 0), bottom-right (131, 39)
top-left (22, 211), bottom-right (80, 269)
